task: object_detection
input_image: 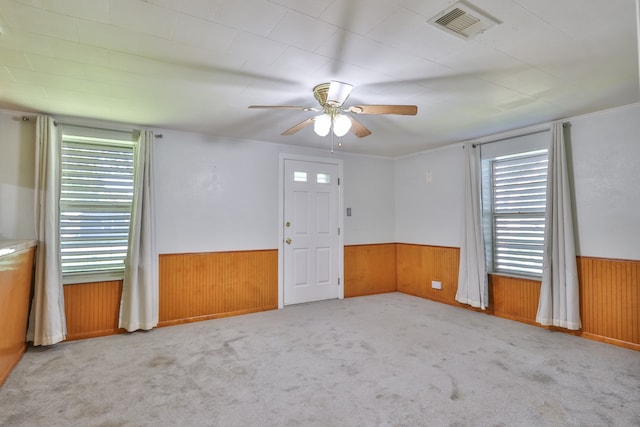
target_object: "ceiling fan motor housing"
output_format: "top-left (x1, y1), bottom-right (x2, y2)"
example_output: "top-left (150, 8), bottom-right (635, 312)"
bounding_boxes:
top-left (313, 83), bottom-right (330, 106)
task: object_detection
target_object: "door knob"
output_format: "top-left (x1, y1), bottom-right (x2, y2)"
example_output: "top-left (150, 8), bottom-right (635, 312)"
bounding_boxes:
top-left (285, 237), bottom-right (292, 245)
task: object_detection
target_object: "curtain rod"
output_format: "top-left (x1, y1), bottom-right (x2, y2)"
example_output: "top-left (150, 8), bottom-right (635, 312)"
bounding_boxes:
top-left (471, 128), bottom-right (548, 148)
top-left (54, 120), bottom-right (134, 135)
top-left (21, 115), bottom-right (163, 138)
top-left (470, 122), bottom-right (569, 148)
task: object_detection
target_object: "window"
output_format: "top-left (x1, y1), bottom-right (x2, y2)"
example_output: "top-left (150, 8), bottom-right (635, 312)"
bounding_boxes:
top-left (293, 171), bottom-right (307, 182)
top-left (316, 173), bottom-right (331, 184)
top-left (480, 130), bottom-right (550, 278)
top-left (59, 129), bottom-right (135, 281)
top-left (489, 150), bottom-right (548, 276)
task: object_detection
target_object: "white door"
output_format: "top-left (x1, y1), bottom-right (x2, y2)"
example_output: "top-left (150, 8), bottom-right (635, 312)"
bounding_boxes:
top-left (283, 159), bottom-right (340, 305)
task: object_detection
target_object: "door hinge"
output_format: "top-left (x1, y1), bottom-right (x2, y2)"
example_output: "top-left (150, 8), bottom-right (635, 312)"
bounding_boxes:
top-left (338, 227), bottom-right (340, 235)
top-left (338, 277), bottom-right (341, 285)
top-left (338, 177), bottom-right (340, 185)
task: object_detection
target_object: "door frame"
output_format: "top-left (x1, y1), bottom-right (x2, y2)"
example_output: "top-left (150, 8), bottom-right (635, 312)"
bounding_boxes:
top-left (278, 153), bottom-right (344, 309)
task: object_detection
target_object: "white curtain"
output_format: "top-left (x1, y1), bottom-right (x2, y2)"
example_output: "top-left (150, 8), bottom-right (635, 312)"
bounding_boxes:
top-left (536, 122), bottom-right (581, 330)
top-left (456, 143), bottom-right (488, 309)
top-left (118, 130), bottom-right (158, 332)
top-left (27, 115), bottom-right (67, 346)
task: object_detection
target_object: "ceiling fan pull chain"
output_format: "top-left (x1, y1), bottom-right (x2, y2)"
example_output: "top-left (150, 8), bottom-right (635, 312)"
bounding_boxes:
top-left (330, 127), bottom-right (335, 153)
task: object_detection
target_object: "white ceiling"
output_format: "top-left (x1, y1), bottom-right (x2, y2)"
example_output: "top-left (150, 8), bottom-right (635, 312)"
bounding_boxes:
top-left (0, 0), bottom-right (638, 156)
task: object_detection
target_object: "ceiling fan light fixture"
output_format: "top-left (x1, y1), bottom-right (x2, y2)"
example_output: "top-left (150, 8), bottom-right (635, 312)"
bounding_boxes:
top-left (314, 114), bottom-right (331, 136)
top-left (333, 114), bottom-right (352, 137)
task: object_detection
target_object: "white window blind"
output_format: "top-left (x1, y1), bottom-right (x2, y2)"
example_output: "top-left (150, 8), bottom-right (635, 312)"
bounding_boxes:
top-left (490, 150), bottom-right (548, 276)
top-left (60, 134), bottom-right (134, 277)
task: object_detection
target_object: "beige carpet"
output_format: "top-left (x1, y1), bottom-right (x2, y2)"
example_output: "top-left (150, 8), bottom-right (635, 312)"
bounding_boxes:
top-left (1, 292), bottom-right (639, 427)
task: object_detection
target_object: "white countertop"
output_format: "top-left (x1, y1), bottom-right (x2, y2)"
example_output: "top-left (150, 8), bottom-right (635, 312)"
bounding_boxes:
top-left (0, 240), bottom-right (37, 257)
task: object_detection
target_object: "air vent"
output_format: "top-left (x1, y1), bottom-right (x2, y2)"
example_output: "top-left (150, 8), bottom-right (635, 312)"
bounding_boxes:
top-left (428, 1), bottom-right (500, 39)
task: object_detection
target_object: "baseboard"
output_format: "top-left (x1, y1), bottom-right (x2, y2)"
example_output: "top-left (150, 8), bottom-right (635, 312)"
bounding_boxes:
top-left (158, 305), bottom-right (278, 328)
top-left (578, 332), bottom-right (640, 352)
top-left (345, 289), bottom-right (396, 298)
top-left (65, 328), bottom-right (127, 342)
top-left (398, 290), bottom-right (484, 313)
top-left (491, 311), bottom-right (540, 326)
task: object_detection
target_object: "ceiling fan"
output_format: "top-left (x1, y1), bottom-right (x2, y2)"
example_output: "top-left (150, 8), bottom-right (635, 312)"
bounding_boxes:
top-left (248, 81), bottom-right (418, 139)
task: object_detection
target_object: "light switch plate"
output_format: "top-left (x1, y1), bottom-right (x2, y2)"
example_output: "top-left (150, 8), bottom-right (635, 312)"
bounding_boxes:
top-left (432, 280), bottom-right (442, 290)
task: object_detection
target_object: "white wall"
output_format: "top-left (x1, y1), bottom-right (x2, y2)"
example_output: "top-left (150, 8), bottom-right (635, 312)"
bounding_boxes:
top-left (394, 103), bottom-right (640, 260)
top-left (153, 130), bottom-right (396, 254)
top-left (154, 132), bottom-right (278, 253)
top-left (0, 110), bottom-right (35, 240)
top-left (569, 104), bottom-right (640, 259)
top-left (342, 153), bottom-right (395, 245)
top-left (394, 144), bottom-right (464, 247)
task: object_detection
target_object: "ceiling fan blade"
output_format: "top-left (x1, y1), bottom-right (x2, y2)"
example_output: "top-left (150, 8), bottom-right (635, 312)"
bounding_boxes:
top-left (348, 116), bottom-right (372, 138)
top-left (281, 118), bottom-right (315, 135)
top-left (347, 105), bottom-right (418, 115)
top-left (326, 81), bottom-right (353, 107)
top-left (249, 105), bottom-right (318, 111)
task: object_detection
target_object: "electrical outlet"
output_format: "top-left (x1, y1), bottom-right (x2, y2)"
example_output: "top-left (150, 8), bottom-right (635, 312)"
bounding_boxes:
top-left (431, 280), bottom-right (442, 290)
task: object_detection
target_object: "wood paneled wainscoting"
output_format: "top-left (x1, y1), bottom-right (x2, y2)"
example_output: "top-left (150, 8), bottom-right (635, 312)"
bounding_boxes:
top-left (344, 244), bottom-right (397, 297)
top-left (60, 245), bottom-right (639, 351)
top-left (396, 243), bottom-right (461, 305)
top-left (489, 275), bottom-right (541, 325)
top-left (394, 243), bottom-right (639, 351)
top-left (63, 249), bottom-right (279, 339)
top-left (488, 258), bottom-right (640, 350)
top-left (64, 280), bottom-right (125, 341)
top-left (158, 250), bottom-right (278, 327)
top-left (578, 257), bottom-right (639, 350)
